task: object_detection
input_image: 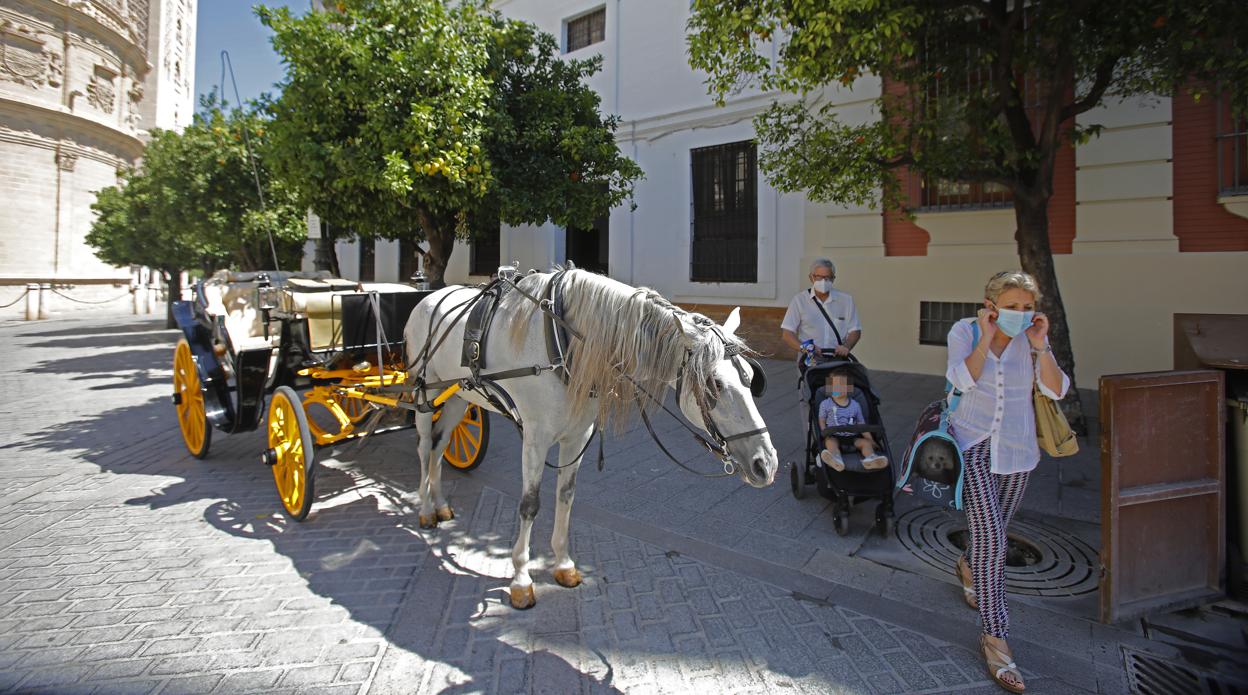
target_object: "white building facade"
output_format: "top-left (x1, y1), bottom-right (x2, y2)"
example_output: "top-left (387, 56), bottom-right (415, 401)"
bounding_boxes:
top-left (351, 1), bottom-right (1248, 384)
top-left (0, 0), bottom-right (196, 316)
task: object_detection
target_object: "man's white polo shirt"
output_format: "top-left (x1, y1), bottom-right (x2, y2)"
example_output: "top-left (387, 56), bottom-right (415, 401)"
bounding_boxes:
top-left (780, 288), bottom-right (861, 349)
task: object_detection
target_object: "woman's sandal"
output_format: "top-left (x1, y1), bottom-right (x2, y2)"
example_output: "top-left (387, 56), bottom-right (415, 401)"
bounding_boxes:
top-left (981, 634), bottom-right (1026, 693)
top-left (956, 556), bottom-right (977, 610)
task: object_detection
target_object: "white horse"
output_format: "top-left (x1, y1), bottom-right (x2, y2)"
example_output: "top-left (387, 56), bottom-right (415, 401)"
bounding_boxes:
top-left (403, 269), bottom-right (777, 609)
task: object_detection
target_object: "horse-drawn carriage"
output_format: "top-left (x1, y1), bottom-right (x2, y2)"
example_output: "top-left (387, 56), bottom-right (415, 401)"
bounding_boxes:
top-left (171, 264), bottom-right (778, 609)
top-left (170, 270), bottom-right (489, 520)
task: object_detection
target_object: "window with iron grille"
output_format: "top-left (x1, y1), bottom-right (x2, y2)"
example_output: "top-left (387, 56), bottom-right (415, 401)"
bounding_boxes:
top-left (358, 238), bottom-right (375, 282)
top-left (565, 7), bottom-right (605, 53)
top-left (399, 239), bottom-right (420, 283)
top-left (566, 211), bottom-right (609, 274)
top-left (916, 27), bottom-right (1029, 211)
top-left (1216, 96), bottom-right (1248, 196)
top-left (690, 141), bottom-right (757, 283)
top-left (919, 301), bottom-right (981, 345)
top-left (469, 226), bottom-right (501, 277)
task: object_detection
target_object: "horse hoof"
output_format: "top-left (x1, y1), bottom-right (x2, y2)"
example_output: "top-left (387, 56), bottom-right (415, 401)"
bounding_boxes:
top-left (553, 567), bottom-right (582, 588)
top-left (436, 506), bottom-right (454, 522)
top-left (509, 585), bottom-right (536, 610)
top-left (418, 513), bottom-right (438, 529)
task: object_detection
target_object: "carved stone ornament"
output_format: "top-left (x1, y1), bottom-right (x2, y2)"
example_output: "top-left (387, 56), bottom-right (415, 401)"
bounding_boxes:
top-left (126, 81), bottom-right (143, 127)
top-left (0, 19), bottom-right (48, 88)
top-left (46, 49), bottom-right (62, 87)
top-left (86, 66), bottom-right (116, 112)
top-left (56, 149), bottom-right (78, 172)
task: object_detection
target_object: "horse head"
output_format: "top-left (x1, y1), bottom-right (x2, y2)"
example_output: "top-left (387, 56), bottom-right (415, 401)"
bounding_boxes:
top-left (674, 307), bottom-right (778, 488)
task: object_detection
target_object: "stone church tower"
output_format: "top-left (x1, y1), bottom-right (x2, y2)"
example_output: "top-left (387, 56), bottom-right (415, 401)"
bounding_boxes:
top-left (0, 0), bottom-right (196, 313)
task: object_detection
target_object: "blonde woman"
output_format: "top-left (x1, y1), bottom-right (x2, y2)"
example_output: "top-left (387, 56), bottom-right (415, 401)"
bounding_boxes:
top-left (945, 271), bottom-right (1069, 693)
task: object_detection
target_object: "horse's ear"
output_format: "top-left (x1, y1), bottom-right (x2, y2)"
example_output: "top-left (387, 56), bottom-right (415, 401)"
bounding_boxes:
top-left (723, 307), bottom-right (742, 337)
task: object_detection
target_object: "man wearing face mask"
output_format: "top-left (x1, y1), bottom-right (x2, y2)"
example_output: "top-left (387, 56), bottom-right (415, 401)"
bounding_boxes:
top-left (780, 258), bottom-right (861, 364)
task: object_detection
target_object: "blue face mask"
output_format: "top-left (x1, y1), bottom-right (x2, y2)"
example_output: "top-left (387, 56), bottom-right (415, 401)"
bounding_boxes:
top-left (994, 306), bottom-right (1034, 337)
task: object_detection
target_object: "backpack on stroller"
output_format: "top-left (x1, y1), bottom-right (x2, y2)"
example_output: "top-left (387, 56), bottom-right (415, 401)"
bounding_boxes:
top-left (789, 358), bottom-right (896, 536)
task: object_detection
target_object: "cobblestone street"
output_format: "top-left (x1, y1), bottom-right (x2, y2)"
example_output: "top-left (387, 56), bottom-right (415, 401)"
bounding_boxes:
top-left (0, 315), bottom-right (1142, 693)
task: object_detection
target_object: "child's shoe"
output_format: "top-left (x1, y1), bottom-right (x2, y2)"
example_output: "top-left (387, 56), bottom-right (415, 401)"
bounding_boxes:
top-left (862, 454), bottom-right (889, 471)
top-left (819, 448), bottom-right (845, 472)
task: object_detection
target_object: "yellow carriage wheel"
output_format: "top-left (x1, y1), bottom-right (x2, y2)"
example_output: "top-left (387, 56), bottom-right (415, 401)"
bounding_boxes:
top-left (266, 386), bottom-right (316, 521)
top-left (173, 339), bottom-right (211, 459)
top-left (443, 404), bottom-right (489, 471)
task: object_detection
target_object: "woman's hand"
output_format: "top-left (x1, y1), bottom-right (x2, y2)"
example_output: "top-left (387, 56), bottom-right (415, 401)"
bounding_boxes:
top-left (1026, 311), bottom-right (1049, 349)
top-left (975, 307), bottom-right (998, 346)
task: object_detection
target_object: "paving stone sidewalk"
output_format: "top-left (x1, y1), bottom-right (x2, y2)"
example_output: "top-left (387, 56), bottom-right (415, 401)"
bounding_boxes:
top-left (0, 315), bottom-right (1135, 693)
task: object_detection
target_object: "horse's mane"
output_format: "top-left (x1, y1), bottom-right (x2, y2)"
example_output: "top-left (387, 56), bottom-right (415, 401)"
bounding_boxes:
top-left (507, 269), bottom-right (743, 430)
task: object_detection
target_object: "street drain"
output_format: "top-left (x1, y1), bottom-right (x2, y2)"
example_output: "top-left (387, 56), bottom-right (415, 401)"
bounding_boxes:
top-left (1123, 647), bottom-right (1248, 695)
top-left (894, 506), bottom-right (1099, 598)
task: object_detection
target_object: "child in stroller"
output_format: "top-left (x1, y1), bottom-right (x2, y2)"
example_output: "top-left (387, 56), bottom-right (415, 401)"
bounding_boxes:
top-left (790, 358), bottom-right (896, 536)
top-left (818, 370), bottom-right (889, 472)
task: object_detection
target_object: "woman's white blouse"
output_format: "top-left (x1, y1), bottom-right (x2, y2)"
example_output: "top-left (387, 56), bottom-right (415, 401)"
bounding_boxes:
top-left (945, 319), bottom-right (1071, 474)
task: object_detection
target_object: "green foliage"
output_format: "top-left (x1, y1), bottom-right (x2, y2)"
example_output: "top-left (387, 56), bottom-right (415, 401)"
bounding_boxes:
top-left (86, 99), bottom-right (307, 274)
top-left (687, 0), bottom-right (1248, 210)
top-left (258, 0), bottom-right (642, 283)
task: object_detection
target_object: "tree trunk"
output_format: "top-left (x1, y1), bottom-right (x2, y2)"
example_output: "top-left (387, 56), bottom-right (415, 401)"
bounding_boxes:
top-left (1014, 192), bottom-right (1086, 434)
top-left (313, 221), bottom-right (341, 277)
top-left (164, 270), bottom-right (182, 330)
top-left (423, 225), bottom-right (456, 289)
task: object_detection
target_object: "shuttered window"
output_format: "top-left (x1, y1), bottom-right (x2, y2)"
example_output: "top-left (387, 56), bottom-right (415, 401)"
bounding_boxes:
top-left (470, 227), bottom-right (501, 277)
top-left (565, 8), bottom-right (605, 53)
top-left (690, 141), bottom-right (757, 283)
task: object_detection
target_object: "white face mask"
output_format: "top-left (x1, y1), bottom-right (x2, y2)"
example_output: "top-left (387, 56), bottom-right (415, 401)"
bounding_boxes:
top-left (812, 279), bottom-right (832, 294)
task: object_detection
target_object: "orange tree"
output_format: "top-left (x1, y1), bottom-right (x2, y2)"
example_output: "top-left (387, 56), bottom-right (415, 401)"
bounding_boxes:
top-left (259, 0), bottom-right (642, 287)
top-left (688, 1), bottom-right (1247, 428)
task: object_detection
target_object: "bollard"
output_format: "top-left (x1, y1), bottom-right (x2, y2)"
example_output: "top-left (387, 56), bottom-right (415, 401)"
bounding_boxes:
top-left (132, 285), bottom-right (140, 314)
top-left (38, 283), bottom-right (50, 319)
top-left (147, 285), bottom-right (156, 314)
top-left (25, 283), bottom-right (39, 321)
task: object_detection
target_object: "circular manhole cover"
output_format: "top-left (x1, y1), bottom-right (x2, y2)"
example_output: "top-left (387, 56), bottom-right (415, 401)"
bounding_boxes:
top-left (894, 506), bottom-right (1099, 598)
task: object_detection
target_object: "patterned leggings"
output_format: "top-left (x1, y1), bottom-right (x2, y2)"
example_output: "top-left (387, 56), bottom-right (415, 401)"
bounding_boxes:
top-left (961, 439), bottom-right (1030, 638)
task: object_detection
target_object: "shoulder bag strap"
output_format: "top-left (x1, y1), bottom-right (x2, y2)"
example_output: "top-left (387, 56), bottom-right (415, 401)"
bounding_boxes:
top-left (810, 294), bottom-right (845, 346)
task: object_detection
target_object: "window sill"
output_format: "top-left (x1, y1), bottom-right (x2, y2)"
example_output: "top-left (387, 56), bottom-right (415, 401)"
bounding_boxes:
top-left (1218, 194), bottom-right (1248, 222)
top-left (914, 202), bottom-right (1014, 214)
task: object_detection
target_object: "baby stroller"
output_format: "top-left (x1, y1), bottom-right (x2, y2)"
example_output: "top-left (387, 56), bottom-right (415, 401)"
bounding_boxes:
top-left (789, 357), bottom-right (896, 536)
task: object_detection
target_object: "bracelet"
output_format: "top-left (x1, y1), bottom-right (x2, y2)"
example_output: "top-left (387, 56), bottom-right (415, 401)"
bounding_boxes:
top-left (1031, 345), bottom-right (1052, 354)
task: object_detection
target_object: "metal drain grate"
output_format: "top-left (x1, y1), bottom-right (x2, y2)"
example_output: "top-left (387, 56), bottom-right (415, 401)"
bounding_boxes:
top-left (894, 506), bottom-right (1099, 598)
top-left (1123, 647), bottom-right (1248, 695)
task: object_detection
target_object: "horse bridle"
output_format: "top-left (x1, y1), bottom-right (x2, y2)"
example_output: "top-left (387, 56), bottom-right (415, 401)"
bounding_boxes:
top-left (672, 332), bottom-right (771, 474)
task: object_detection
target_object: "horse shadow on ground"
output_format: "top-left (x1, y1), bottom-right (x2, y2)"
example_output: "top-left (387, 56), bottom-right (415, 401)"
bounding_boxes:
top-left (16, 377), bottom-right (624, 693)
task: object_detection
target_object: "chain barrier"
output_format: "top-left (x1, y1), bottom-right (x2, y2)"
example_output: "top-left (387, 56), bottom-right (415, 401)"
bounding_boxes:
top-left (49, 287), bottom-right (136, 305)
top-left (0, 288), bottom-right (30, 309)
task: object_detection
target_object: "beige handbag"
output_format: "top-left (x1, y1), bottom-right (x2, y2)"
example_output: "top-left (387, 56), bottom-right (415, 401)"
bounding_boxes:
top-left (1034, 384), bottom-right (1078, 457)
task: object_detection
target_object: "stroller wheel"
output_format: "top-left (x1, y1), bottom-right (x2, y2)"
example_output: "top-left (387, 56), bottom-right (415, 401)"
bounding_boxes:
top-left (834, 512), bottom-right (850, 536)
top-left (789, 461), bottom-right (806, 499)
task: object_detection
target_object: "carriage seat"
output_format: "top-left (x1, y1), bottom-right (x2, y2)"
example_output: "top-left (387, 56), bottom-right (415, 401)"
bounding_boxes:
top-left (282, 280), bottom-right (423, 352)
top-left (201, 280), bottom-right (277, 352)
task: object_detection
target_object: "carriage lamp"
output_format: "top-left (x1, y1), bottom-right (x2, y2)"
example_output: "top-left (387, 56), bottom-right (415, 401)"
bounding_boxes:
top-left (409, 271), bottom-right (430, 291)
